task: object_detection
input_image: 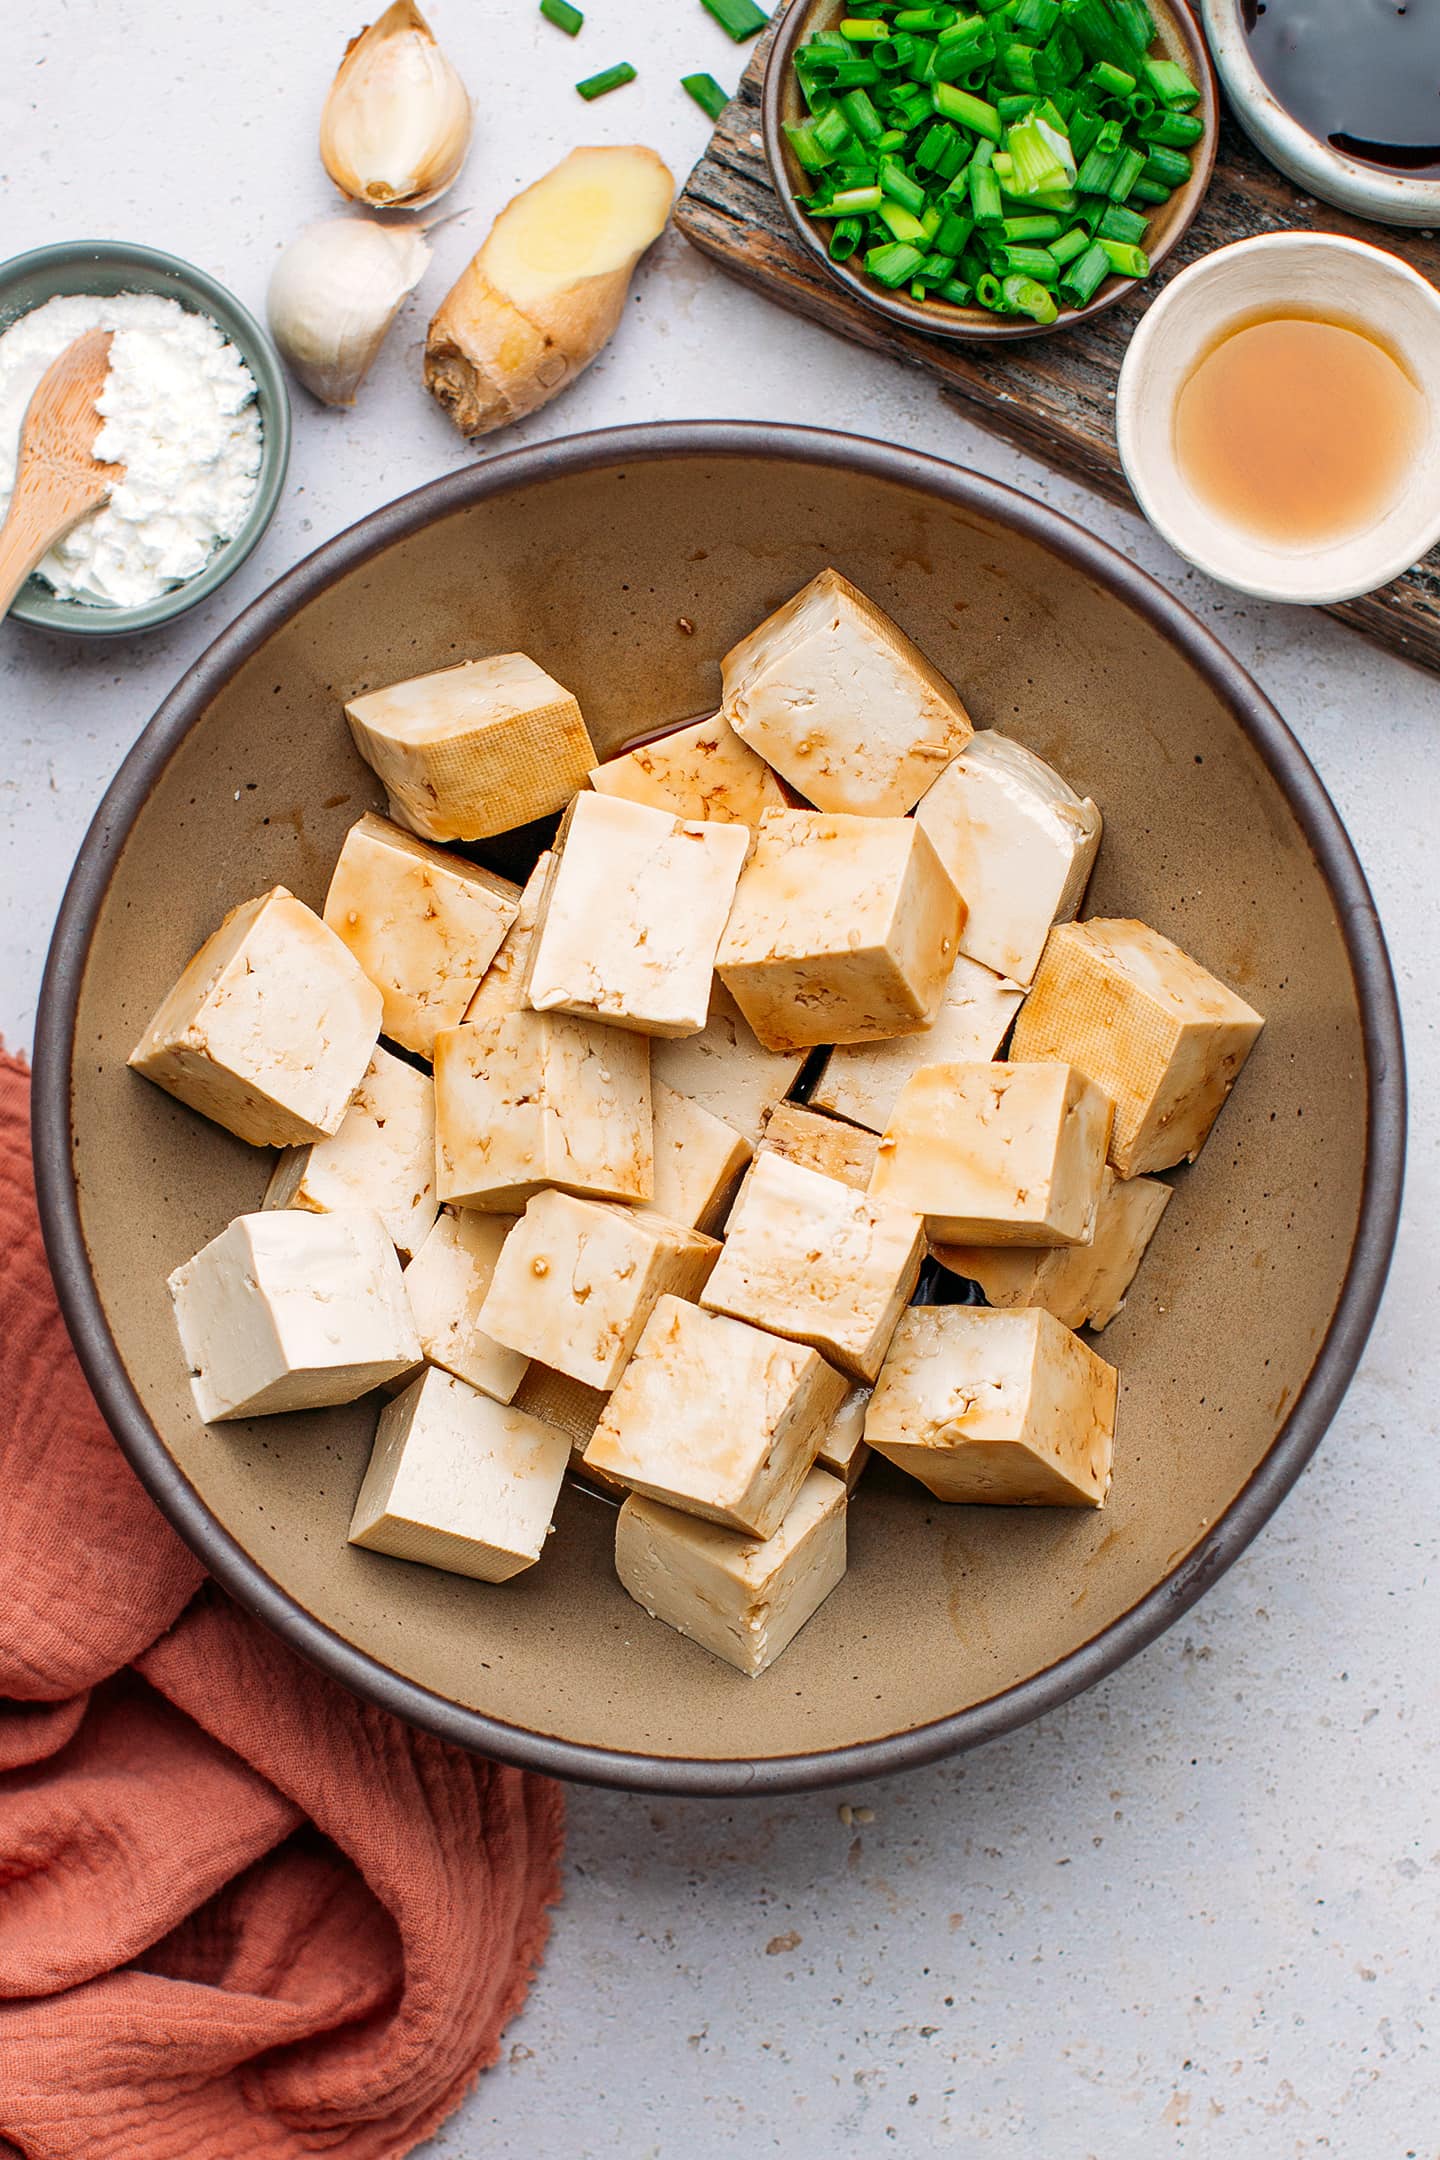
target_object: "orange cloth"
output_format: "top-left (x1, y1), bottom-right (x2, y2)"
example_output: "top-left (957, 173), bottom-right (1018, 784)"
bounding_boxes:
top-left (0, 1052), bottom-right (563, 2159)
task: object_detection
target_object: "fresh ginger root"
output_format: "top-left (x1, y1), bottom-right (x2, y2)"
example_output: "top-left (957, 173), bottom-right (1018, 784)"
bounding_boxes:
top-left (424, 144), bottom-right (674, 436)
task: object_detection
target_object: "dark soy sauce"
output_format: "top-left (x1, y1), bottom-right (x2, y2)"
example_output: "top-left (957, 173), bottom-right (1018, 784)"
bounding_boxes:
top-left (1242, 0), bottom-right (1440, 178)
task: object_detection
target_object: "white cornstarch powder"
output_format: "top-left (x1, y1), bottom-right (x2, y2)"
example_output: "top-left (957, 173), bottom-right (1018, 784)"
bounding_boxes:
top-left (0, 291), bottom-right (263, 608)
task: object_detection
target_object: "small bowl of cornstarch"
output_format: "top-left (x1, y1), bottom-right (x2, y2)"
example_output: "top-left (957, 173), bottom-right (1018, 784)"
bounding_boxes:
top-left (0, 240), bottom-right (290, 634)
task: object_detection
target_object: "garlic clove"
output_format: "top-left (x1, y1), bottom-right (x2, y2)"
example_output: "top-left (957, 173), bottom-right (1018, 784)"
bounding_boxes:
top-left (268, 218), bottom-right (431, 407)
top-left (321, 0), bottom-right (473, 211)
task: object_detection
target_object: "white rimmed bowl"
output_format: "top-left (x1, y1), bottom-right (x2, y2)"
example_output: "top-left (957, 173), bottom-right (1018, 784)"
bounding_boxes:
top-left (1200, 0), bottom-right (1440, 230)
top-left (1116, 231), bottom-right (1440, 606)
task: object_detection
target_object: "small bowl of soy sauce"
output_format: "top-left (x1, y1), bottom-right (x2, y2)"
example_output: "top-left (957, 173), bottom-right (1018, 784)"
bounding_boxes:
top-left (1202, 0), bottom-right (1440, 227)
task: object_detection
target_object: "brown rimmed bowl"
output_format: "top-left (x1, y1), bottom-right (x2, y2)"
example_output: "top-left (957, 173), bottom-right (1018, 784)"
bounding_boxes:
top-left (762, 0), bottom-right (1219, 341)
top-left (33, 422), bottom-right (1403, 1795)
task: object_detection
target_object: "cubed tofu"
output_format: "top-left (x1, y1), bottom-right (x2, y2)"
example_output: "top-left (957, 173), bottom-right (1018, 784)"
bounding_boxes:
top-left (1009, 919), bottom-right (1265, 1178)
top-left (933, 1167), bottom-right (1172, 1332)
top-left (870, 1061), bottom-right (1112, 1248)
top-left (914, 733), bottom-right (1102, 986)
top-left (753, 1101), bottom-right (879, 1193)
top-left (321, 812), bottom-right (519, 1059)
top-left (716, 810), bottom-right (965, 1054)
top-left (584, 1295), bottom-right (850, 1537)
top-left (817, 1385), bottom-right (871, 1490)
top-left (720, 569), bottom-right (972, 816)
top-left (650, 981), bottom-right (807, 1147)
top-left (462, 852), bottom-right (552, 1028)
top-left (348, 1366), bottom-right (569, 1582)
top-left (589, 713), bottom-right (786, 826)
top-left (345, 652), bottom-right (596, 843)
top-left (402, 1207), bottom-right (528, 1401)
top-left (129, 887), bottom-right (381, 1148)
top-left (615, 1470), bottom-right (847, 1677)
top-left (513, 1361), bottom-right (610, 1451)
top-left (264, 1045), bottom-right (438, 1262)
top-left (865, 1305), bottom-right (1116, 1506)
top-left (168, 1209), bottom-right (419, 1421)
top-left (701, 1153), bottom-right (924, 1384)
top-left (524, 793), bottom-right (749, 1038)
top-left (650, 1080), bottom-right (752, 1234)
top-left (809, 953), bottom-right (1025, 1134)
top-left (433, 1009), bottom-right (652, 1211)
top-left (478, 1190), bottom-right (720, 1391)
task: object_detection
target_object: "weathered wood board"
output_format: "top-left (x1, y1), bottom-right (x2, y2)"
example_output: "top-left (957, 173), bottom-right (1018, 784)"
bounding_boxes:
top-left (675, 8), bottom-right (1440, 677)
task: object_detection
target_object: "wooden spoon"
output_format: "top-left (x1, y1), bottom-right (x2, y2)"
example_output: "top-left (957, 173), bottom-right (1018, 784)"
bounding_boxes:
top-left (0, 329), bottom-right (125, 617)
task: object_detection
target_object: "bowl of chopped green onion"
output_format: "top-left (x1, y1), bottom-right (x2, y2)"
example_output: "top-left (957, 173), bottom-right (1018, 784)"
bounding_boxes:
top-left (762, 0), bottom-right (1217, 338)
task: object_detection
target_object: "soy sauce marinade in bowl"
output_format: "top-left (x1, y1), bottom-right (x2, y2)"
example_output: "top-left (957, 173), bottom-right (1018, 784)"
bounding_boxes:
top-left (763, 0), bottom-right (1218, 339)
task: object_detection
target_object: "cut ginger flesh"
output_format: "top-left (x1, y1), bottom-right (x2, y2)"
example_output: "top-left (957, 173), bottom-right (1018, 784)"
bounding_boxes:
top-left (484, 146), bottom-right (674, 306)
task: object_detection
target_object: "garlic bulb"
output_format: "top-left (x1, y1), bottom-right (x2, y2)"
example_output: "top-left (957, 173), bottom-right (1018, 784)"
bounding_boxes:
top-left (321, 1), bottom-right (473, 210)
top-left (268, 219), bottom-right (431, 406)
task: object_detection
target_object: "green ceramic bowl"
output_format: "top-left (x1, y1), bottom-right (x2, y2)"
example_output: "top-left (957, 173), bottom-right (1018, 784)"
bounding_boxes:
top-left (0, 240), bottom-right (290, 636)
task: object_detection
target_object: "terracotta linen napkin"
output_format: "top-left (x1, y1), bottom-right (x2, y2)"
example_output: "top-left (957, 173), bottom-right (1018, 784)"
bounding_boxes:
top-left (0, 1050), bottom-right (563, 2160)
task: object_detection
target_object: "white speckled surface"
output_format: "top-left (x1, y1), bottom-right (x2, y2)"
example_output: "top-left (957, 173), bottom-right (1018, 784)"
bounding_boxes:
top-left (2, 5), bottom-right (1434, 2152)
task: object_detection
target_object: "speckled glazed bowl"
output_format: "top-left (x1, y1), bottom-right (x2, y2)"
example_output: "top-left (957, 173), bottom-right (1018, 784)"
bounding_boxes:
top-left (34, 424), bottom-right (1403, 1794)
top-left (0, 239), bottom-right (289, 636)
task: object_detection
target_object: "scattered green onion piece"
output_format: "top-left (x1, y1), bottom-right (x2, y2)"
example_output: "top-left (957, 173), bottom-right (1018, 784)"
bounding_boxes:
top-left (700, 0), bottom-right (769, 41)
top-left (1049, 222), bottom-right (1090, 263)
top-left (874, 32), bottom-right (919, 68)
top-left (1141, 54), bottom-right (1197, 106)
top-left (1075, 143), bottom-right (1120, 191)
top-left (1002, 271), bottom-right (1059, 321)
top-left (682, 71), bottom-right (730, 119)
top-left (1097, 235), bottom-right (1148, 276)
top-left (830, 216), bottom-right (866, 260)
top-left (1088, 58), bottom-right (1134, 94)
top-left (784, 117), bottom-right (835, 169)
top-left (840, 17), bottom-right (892, 38)
top-left (1129, 175), bottom-right (1170, 204)
top-left (841, 87), bottom-right (887, 139)
top-left (1063, 0), bottom-right (1144, 70)
top-left (832, 182), bottom-right (886, 210)
top-left (1059, 236), bottom-right (1110, 303)
top-left (992, 150), bottom-right (1014, 179)
top-left (936, 276), bottom-right (974, 303)
top-left (1107, 143), bottom-right (1146, 197)
top-left (1011, 0), bottom-right (1061, 39)
top-left (540, 0), bottom-right (583, 33)
top-left (876, 126), bottom-right (909, 149)
top-left (1069, 106), bottom-right (1102, 160)
top-left (993, 242), bottom-right (1060, 280)
top-left (1095, 114), bottom-right (1124, 151)
top-left (880, 156), bottom-right (928, 212)
top-left (998, 41), bottom-right (1041, 90)
top-left (576, 60), bottom-right (636, 98)
top-left (975, 269), bottom-right (1005, 306)
top-left (1006, 113), bottom-right (1074, 193)
top-left (932, 82), bottom-right (1003, 138)
top-left (866, 238), bottom-right (927, 284)
top-left (1096, 201), bottom-right (1146, 243)
top-left (1003, 211), bottom-right (1063, 239)
top-left (969, 158), bottom-right (1005, 224)
top-left (811, 106), bottom-right (854, 154)
top-left (877, 196), bottom-right (929, 240)
top-left (1142, 142), bottom-right (1191, 187)
top-left (1140, 106), bottom-right (1204, 147)
top-left (936, 204), bottom-right (976, 251)
top-left (897, 4), bottom-right (959, 28)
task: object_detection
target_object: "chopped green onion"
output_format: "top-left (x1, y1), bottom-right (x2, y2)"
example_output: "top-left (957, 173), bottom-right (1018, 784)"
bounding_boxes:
top-left (1049, 222), bottom-right (1091, 263)
top-left (993, 242), bottom-right (1060, 280)
top-left (830, 216), bottom-right (865, 260)
top-left (1096, 201), bottom-right (1146, 243)
top-left (1002, 271), bottom-right (1059, 321)
top-left (840, 17), bottom-right (891, 39)
top-left (975, 269), bottom-right (1005, 306)
top-left (681, 71), bottom-right (730, 120)
top-left (1142, 54), bottom-right (1199, 107)
top-left (1139, 106), bottom-right (1204, 147)
top-left (842, 87), bottom-right (887, 140)
top-left (897, 5), bottom-right (960, 28)
top-left (877, 195), bottom-right (929, 240)
top-left (1003, 210), bottom-right (1063, 240)
top-left (700, 0), bottom-right (769, 40)
top-left (1006, 112), bottom-right (1074, 193)
top-left (540, 0), bottom-right (583, 32)
top-left (1142, 142), bottom-right (1192, 187)
top-left (1088, 58), bottom-right (1134, 94)
top-left (576, 61), bottom-right (636, 98)
top-left (832, 182), bottom-right (886, 211)
top-left (1129, 175), bottom-right (1170, 204)
top-left (969, 157), bottom-right (1004, 224)
top-left (865, 239), bottom-right (927, 284)
top-left (880, 156), bottom-right (928, 212)
top-left (932, 82), bottom-right (1003, 139)
top-left (876, 126), bottom-right (909, 149)
top-left (1058, 236), bottom-right (1110, 303)
top-left (783, 118), bottom-right (835, 169)
top-left (1012, 0), bottom-right (1062, 39)
top-left (874, 32), bottom-right (919, 68)
top-left (936, 204), bottom-right (976, 251)
top-left (936, 277), bottom-right (974, 303)
top-left (1097, 235), bottom-right (1148, 276)
top-left (1107, 143), bottom-right (1146, 198)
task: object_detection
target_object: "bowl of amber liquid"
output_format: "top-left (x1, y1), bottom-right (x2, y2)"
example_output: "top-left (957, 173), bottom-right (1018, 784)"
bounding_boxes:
top-left (1116, 231), bottom-right (1440, 605)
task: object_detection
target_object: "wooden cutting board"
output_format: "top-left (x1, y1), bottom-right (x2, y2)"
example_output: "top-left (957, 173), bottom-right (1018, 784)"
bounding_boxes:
top-left (675, 9), bottom-right (1440, 678)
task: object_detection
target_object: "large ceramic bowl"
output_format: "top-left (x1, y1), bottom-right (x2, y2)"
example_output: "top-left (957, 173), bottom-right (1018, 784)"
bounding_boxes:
top-left (763, 0), bottom-right (1218, 342)
top-left (33, 424), bottom-right (1403, 1795)
top-left (0, 239), bottom-right (290, 636)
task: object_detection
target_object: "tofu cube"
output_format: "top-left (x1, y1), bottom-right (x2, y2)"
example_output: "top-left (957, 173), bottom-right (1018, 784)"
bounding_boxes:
top-left (513, 1361), bottom-right (611, 1452)
top-left (402, 1208), bottom-right (528, 1402)
top-left (524, 793), bottom-right (749, 1038)
top-left (933, 1167), bottom-right (1172, 1332)
top-left (345, 652), bottom-right (596, 843)
top-left (1009, 918), bottom-right (1265, 1177)
top-left (478, 1190), bottom-right (720, 1392)
top-left (433, 1009), bottom-right (652, 1211)
top-left (589, 713), bottom-right (787, 826)
top-left (701, 1153), bottom-right (924, 1384)
top-left (615, 1469), bottom-right (847, 1677)
top-left (348, 1366), bottom-right (570, 1582)
top-left (817, 1385), bottom-right (871, 1490)
top-left (870, 1061), bottom-right (1112, 1248)
top-left (264, 1045), bottom-right (438, 1261)
top-left (584, 1295), bottom-right (850, 1537)
top-left (650, 1080), bottom-right (752, 1234)
top-left (321, 812), bottom-right (519, 1058)
top-left (720, 568), bottom-right (972, 816)
top-left (914, 733), bottom-right (1102, 986)
top-left (752, 1101), bottom-right (879, 1193)
top-left (168, 1209), bottom-right (419, 1421)
top-left (716, 810), bottom-right (966, 1054)
top-left (463, 852), bottom-right (552, 1028)
top-left (865, 1305), bottom-right (1117, 1506)
top-left (809, 953), bottom-right (1025, 1133)
top-left (129, 887), bottom-right (381, 1148)
top-left (650, 981), bottom-right (807, 1147)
